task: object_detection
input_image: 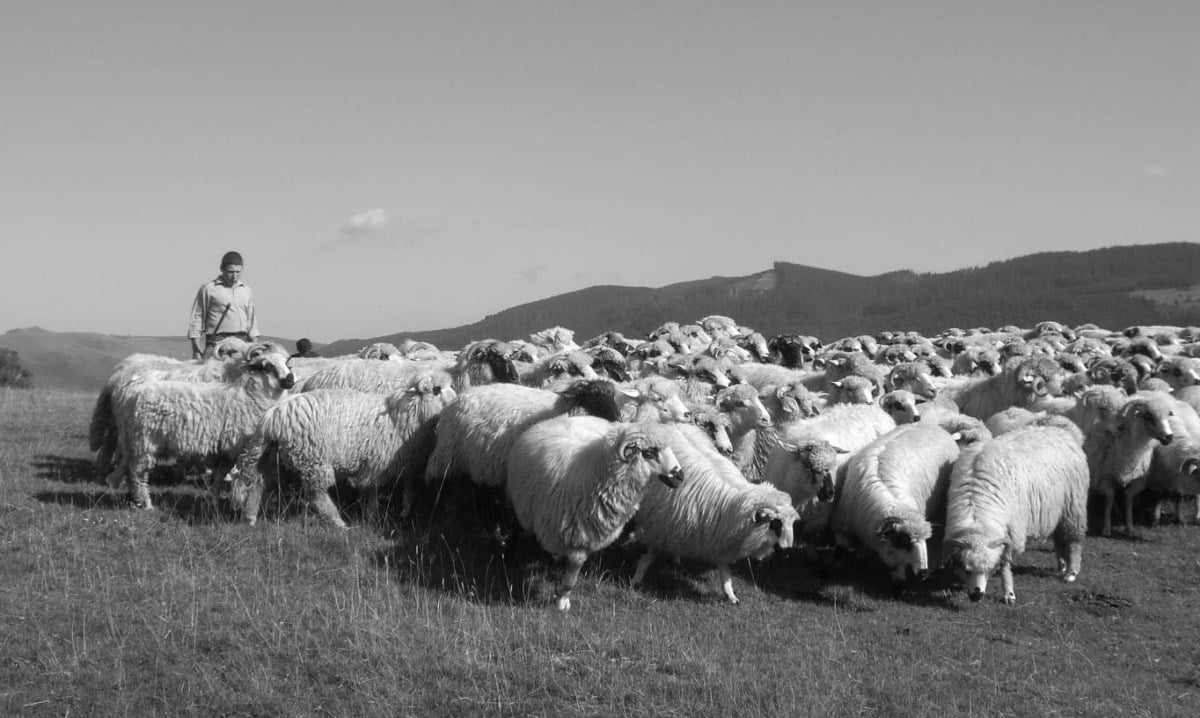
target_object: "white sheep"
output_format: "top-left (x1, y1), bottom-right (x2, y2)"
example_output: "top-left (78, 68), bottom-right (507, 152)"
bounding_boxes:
top-left (422, 379), bottom-right (626, 490)
top-left (519, 350), bottom-right (599, 387)
top-left (88, 339), bottom-right (283, 477)
top-left (826, 375), bottom-right (877, 406)
top-left (830, 422), bottom-right (963, 585)
top-left (105, 347), bottom-right (296, 510)
top-left (505, 416), bottom-right (683, 610)
top-left (937, 356), bottom-right (1067, 421)
top-left (1143, 396), bottom-right (1200, 526)
top-left (629, 423), bottom-right (797, 604)
top-left (232, 375), bottom-right (456, 527)
top-left (942, 423), bottom-right (1089, 605)
top-left (764, 403), bottom-right (897, 510)
top-left (1088, 392), bottom-right (1175, 537)
top-left (618, 375), bottom-right (694, 424)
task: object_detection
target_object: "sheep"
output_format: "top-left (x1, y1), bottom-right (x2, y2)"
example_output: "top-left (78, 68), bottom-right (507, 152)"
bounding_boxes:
top-left (505, 417), bottom-right (683, 610)
top-left (887, 362), bottom-right (939, 400)
top-left (1088, 392), bottom-right (1176, 537)
top-left (236, 375), bottom-right (455, 526)
top-left (734, 332), bottom-right (771, 363)
top-left (629, 423), bottom-right (798, 604)
top-left (879, 390), bottom-right (922, 425)
top-left (764, 403), bottom-right (897, 511)
top-left (618, 375), bottom-right (693, 424)
top-left (297, 339), bottom-right (517, 394)
top-left (729, 361), bottom-right (813, 393)
top-left (693, 406), bottom-right (735, 457)
top-left (698, 314), bottom-right (741, 340)
top-left (951, 346), bottom-right (1003, 377)
top-left (357, 342), bottom-right (405, 361)
top-left (826, 375), bottom-right (877, 406)
top-left (105, 347), bottom-right (296, 510)
top-left (89, 342), bottom-right (291, 479)
top-left (581, 331), bottom-right (640, 356)
top-left (422, 379), bottom-right (626, 491)
top-left (584, 345), bottom-right (630, 381)
top-left (937, 356), bottom-right (1067, 421)
top-left (830, 422), bottom-right (963, 585)
top-left (1156, 355), bottom-right (1200, 391)
top-left (519, 350), bottom-right (599, 387)
top-left (942, 423), bottom-right (1089, 605)
top-left (527, 326), bottom-right (579, 357)
top-left (1140, 397), bottom-right (1200, 527)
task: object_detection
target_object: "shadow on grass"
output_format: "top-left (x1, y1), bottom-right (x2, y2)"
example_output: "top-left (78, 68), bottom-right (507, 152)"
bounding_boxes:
top-left (31, 454), bottom-right (98, 485)
top-left (32, 484), bottom-right (238, 527)
top-left (752, 547), bottom-right (964, 611)
top-left (33, 488), bottom-right (127, 511)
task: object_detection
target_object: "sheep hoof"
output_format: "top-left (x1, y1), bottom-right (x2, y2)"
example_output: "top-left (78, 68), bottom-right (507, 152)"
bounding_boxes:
top-left (1003, 593), bottom-right (1016, 606)
top-left (556, 596), bottom-right (571, 611)
top-left (1063, 571), bottom-right (1078, 583)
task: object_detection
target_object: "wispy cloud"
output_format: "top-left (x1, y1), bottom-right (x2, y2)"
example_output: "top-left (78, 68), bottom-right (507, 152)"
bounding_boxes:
top-left (1143, 163), bottom-right (1173, 180)
top-left (320, 207), bottom-right (448, 251)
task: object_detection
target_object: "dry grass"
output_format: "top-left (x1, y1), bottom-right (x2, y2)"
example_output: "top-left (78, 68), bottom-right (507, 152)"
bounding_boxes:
top-left (2, 387), bottom-right (1199, 717)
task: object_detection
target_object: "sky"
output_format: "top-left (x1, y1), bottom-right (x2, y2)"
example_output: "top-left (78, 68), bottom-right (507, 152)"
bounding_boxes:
top-left (2, 1), bottom-right (1197, 342)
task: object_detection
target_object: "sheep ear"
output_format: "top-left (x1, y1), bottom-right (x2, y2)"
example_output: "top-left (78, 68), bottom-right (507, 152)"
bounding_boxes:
top-left (753, 508), bottom-right (772, 525)
top-left (830, 380), bottom-right (843, 389)
top-left (987, 538), bottom-right (1011, 550)
top-left (876, 517), bottom-right (902, 538)
top-left (1182, 458), bottom-right (1200, 476)
top-left (620, 441), bottom-right (641, 462)
top-left (831, 444), bottom-right (849, 455)
top-left (619, 388), bottom-right (641, 399)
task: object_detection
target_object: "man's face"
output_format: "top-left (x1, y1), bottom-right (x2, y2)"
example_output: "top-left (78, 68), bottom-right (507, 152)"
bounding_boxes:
top-left (220, 264), bottom-right (243, 285)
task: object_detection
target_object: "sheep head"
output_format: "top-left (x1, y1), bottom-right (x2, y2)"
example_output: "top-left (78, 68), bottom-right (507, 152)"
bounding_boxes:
top-left (246, 344), bottom-right (295, 390)
top-left (943, 534), bottom-right (1011, 603)
top-left (618, 432), bottom-right (683, 488)
top-left (1118, 396), bottom-right (1174, 446)
top-left (748, 501), bottom-right (800, 558)
top-left (693, 408), bottom-right (734, 456)
top-left (1013, 356), bottom-right (1066, 401)
top-left (781, 440), bottom-right (847, 503)
top-left (1176, 458), bottom-right (1200, 495)
top-left (557, 379), bottom-right (621, 422)
top-left (876, 516), bottom-right (934, 582)
top-left (879, 390), bottom-right (920, 425)
top-left (716, 384), bottom-right (772, 427)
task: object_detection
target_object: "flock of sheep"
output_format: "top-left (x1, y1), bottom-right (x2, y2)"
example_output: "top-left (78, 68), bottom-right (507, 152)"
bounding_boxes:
top-left (86, 316), bottom-right (1200, 609)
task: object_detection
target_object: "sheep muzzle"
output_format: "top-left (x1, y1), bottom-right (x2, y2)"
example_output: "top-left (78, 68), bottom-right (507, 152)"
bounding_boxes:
top-left (658, 466), bottom-right (684, 489)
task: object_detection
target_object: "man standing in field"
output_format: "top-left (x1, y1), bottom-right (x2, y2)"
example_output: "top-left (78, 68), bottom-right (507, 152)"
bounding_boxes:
top-left (187, 250), bottom-right (259, 360)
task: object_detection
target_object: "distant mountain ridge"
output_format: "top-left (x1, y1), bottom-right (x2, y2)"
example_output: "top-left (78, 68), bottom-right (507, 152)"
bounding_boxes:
top-left (321, 242), bottom-right (1200, 355)
top-left (5, 242), bottom-right (1199, 390)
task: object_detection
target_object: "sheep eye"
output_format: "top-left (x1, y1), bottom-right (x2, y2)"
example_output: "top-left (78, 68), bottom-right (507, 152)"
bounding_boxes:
top-left (641, 448), bottom-right (659, 460)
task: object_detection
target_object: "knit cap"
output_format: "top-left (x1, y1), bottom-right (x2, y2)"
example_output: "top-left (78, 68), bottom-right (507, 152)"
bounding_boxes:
top-left (220, 251), bottom-right (244, 268)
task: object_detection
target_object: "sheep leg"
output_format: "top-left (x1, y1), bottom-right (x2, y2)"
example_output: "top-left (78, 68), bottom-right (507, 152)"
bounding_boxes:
top-left (1099, 485), bottom-right (1115, 537)
top-left (1151, 498), bottom-right (1165, 528)
top-left (303, 467), bottom-right (347, 528)
top-left (717, 565), bottom-right (739, 605)
top-left (555, 553), bottom-right (586, 611)
top-left (359, 485), bottom-right (381, 526)
top-left (999, 559), bottom-right (1015, 605)
top-left (631, 549), bottom-right (657, 587)
top-left (129, 457), bottom-right (154, 510)
top-left (1123, 480), bottom-right (1145, 537)
top-left (1054, 529), bottom-right (1082, 582)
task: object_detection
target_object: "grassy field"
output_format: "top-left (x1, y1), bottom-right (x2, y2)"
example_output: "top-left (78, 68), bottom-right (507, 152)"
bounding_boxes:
top-left (2, 387), bottom-right (1199, 717)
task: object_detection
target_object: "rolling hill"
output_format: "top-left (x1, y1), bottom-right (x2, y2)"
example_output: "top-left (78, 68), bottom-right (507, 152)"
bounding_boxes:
top-left (4, 242), bottom-right (1199, 390)
top-left (320, 242), bottom-right (1200, 355)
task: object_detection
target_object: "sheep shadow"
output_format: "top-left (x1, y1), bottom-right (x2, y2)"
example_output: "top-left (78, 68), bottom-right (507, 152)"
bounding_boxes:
top-left (31, 454), bottom-right (99, 485)
top-left (33, 489), bottom-right (127, 511)
top-left (761, 547), bottom-right (963, 611)
top-left (374, 520), bottom-right (541, 606)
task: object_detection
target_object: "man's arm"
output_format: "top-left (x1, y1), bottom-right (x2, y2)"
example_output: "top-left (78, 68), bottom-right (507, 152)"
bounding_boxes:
top-left (187, 284), bottom-right (208, 360)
